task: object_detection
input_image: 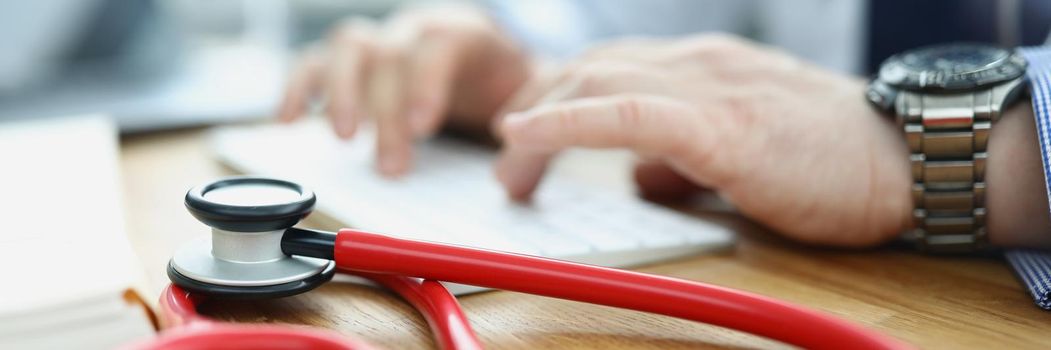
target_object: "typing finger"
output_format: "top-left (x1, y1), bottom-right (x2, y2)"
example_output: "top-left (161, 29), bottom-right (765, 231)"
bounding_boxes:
top-left (497, 94), bottom-right (729, 198)
top-left (404, 34), bottom-right (464, 137)
top-left (368, 42), bottom-right (413, 177)
top-left (493, 61), bottom-right (682, 199)
top-left (324, 20), bottom-right (376, 139)
top-left (494, 61), bottom-right (667, 141)
top-left (277, 45), bottom-right (326, 123)
top-left (490, 61), bottom-right (562, 137)
top-left (494, 152), bottom-right (554, 201)
top-left (501, 95), bottom-right (700, 155)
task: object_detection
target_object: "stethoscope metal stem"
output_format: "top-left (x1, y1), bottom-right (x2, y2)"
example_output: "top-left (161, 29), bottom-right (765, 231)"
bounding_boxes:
top-left (211, 229), bottom-right (286, 263)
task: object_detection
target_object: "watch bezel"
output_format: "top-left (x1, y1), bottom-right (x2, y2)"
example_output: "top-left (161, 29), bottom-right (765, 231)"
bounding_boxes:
top-left (876, 43), bottom-right (1027, 92)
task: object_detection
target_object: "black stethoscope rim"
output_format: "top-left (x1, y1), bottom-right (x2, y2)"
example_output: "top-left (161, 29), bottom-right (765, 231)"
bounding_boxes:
top-left (167, 260), bottom-right (336, 299)
top-left (184, 176), bottom-right (317, 232)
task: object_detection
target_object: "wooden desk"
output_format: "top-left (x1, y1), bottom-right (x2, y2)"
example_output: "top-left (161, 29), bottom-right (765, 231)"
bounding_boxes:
top-left (120, 127), bottom-right (1051, 349)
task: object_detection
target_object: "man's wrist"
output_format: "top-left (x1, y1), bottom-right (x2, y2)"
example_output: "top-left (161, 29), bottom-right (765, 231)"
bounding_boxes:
top-left (877, 94), bottom-right (1045, 249)
top-left (864, 94), bottom-right (917, 243)
top-left (985, 101), bottom-right (1051, 247)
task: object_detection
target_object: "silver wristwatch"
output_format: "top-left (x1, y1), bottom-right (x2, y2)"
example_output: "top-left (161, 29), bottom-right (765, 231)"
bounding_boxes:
top-left (867, 43), bottom-right (1027, 253)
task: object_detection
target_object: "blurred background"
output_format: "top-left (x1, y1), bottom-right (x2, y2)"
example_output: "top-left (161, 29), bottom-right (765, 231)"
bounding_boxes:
top-left (0, 0), bottom-right (1047, 133)
top-left (0, 0), bottom-right (403, 131)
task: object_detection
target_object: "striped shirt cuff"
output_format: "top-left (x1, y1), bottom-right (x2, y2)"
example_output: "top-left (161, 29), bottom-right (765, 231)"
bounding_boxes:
top-left (1009, 46), bottom-right (1051, 310)
top-left (1006, 250), bottom-right (1051, 309)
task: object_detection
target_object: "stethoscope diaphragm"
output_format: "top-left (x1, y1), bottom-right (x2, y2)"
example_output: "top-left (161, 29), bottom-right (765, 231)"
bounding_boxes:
top-left (169, 176), bottom-right (336, 298)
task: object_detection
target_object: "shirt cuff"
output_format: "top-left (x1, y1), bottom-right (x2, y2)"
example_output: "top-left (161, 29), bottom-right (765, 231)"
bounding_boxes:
top-left (1006, 250), bottom-right (1051, 309)
top-left (1008, 46), bottom-right (1051, 310)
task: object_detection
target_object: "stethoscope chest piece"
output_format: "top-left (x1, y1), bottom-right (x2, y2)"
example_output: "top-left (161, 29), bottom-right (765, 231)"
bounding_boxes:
top-left (168, 176), bottom-right (335, 299)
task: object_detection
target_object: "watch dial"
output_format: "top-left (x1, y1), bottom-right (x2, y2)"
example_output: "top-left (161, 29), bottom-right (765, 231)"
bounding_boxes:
top-left (878, 43), bottom-right (1025, 91)
top-left (900, 44), bottom-right (1007, 74)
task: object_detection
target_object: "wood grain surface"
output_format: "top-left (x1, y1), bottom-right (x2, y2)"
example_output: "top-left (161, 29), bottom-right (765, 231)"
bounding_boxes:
top-left (119, 127), bottom-right (1051, 349)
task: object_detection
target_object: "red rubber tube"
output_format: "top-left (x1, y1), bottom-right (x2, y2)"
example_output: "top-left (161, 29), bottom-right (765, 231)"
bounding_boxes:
top-left (334, 229), bottom-right (913, 350)
top-left (126, 285), bottom-right (368, 350)
top-left (157, 284), bottom-right (209, 329)
top-left (135, 279), bottom-right (478, 350)
top-left (354, 272), bottom-right (484, 350)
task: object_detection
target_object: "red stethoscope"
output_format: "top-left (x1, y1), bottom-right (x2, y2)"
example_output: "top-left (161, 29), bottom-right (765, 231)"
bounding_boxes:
top-left (125, 176), bottom-right (912, 350)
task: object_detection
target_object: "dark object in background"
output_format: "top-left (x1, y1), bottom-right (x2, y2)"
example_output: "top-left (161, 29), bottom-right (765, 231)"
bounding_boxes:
top-left (866, 0), bottom-right (1051, 74)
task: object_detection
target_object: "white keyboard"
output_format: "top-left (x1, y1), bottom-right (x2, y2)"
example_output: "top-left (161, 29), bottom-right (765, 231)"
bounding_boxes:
top-left (211, 120), bottom-right (734, 294)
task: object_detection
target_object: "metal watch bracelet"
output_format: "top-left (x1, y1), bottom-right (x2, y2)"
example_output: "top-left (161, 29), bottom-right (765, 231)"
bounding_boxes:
top-left (896, 88), bottom-right (1008, 252)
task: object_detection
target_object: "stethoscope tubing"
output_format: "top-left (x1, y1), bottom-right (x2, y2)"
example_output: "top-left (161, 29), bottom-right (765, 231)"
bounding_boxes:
top-left (333, 229), bottom-right (913, 350)
top-left (351, 272), bottom-right (483, 350)
top-left (135, 275), bottom-right (481, 350)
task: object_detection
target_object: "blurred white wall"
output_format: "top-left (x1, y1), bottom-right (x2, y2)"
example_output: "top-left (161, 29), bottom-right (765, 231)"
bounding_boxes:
top-left (0, 0), bottom-right (103, 91)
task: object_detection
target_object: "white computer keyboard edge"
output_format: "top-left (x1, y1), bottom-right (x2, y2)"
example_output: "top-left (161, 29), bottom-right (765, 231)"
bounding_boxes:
top-left (209, 121), bottom-right (735, 295)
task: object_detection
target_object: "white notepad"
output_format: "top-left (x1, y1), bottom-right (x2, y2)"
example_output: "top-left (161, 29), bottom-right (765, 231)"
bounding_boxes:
top-left (0, 116), bottom-right (155, 349)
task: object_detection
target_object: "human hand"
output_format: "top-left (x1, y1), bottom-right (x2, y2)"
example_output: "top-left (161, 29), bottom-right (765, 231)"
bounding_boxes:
top-left (493, 34), bottom-right (914, 247)
top-left (278, 4), bottom-right (531, 176)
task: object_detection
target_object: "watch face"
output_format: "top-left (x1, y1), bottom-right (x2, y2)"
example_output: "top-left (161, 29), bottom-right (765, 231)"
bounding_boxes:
top-left (877, 43), bottom-right (1027, 91)
top-left (900, 45), bottom-right (1006, 73)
